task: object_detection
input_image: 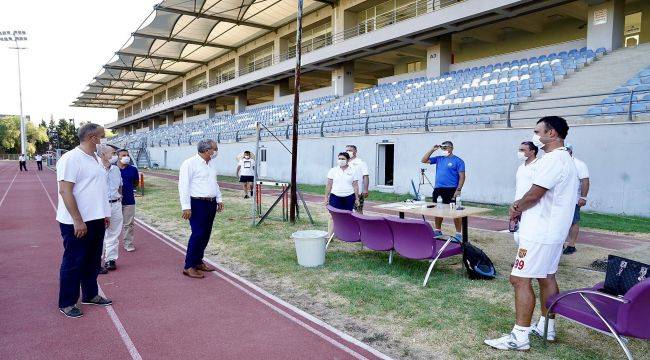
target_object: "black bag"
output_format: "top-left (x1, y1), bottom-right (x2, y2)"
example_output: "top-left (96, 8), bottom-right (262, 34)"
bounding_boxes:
top-left (603, 255), bottom-right (649, 296)
top-left (462, 242), bottom-right (497, 280)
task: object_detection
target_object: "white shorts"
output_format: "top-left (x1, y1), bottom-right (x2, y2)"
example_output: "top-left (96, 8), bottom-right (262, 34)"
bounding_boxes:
top-left (511, 239), bottom-right (563, 278)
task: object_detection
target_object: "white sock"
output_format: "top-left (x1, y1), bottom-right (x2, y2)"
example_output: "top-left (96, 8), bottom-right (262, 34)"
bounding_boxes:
top-left (538, 316), bottom-right (555, 332)
top-left (435, 228), bottom-right (442, 232)
top-left (512, 325), bottom-right (530, 342)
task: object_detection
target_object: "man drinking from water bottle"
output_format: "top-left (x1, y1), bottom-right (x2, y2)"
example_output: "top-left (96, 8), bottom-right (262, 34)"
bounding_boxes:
top-left (421, 141), bottom-right (465, 241)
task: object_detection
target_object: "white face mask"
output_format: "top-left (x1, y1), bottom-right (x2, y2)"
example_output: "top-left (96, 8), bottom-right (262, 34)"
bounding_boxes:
top-left (441, 150), bottom-right (450, 157)
top-left (244, 155), bottom-right (250, 159)
top-left (109, 155), bottom-right (118, 164)
top-left (337, 159), bottom-right (347, 167)
top-left (531, 134), bottom-right (544, 148)
top-left (517, 151), bottom-right (527, 161)
top-left (346, 151), bottom-right (354, 158)
top-left (120, 156), bottom-right (131, 165)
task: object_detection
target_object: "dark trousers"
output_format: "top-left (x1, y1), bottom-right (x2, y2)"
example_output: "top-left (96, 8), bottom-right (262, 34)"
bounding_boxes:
top-left (184, 198), bottom-right (217, 269)
top-left (58, 219), bottom-right (105, 308)
top-left (328, 193), bottom-right (356, 211)
top-left (37, 161), bottom-right (43, 170)
top-left (19, 161), bottom-right (27, 171)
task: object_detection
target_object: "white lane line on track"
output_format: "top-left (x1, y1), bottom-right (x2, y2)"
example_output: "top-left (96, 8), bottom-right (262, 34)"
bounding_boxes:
top-left (136, 218), bottom-right (394, 360)
top-left (35, 170), bottom-right (143, 360)
top-left (0, 171), bottom-right (18, 209)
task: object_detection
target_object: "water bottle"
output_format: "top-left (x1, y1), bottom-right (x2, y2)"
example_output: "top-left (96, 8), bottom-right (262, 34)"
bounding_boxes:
top-left (436, 196), bottom-right (442, 207)
top-left (456, 194), bottom-right (462, 209)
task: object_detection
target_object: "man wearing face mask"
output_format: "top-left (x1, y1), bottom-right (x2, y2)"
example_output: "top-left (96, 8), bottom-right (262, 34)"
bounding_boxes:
top-left (421, 141), bottom-right (466, 240)
top-left (485, 116), bottom-right (578, 351)
top-left (513, 141), bottom-right (539, 244)
top-left (56, 123), bottom-right (112, 318)
top-left (563, 144), bottom-right (590, 255)
top-left (116, 149), bottom-right (139, 252)
top-left (236, 151), bottom-right (255, 199)
top-left (178, 139), bottom-right (224, 279)
top-left (345, 145), bottom-right (369, 213)
top-left (97, 144), bottom-right (123, 272)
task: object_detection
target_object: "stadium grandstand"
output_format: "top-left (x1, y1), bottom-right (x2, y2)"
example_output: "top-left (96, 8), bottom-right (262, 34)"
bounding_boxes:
top-left (73, 0), bottom-right (650, 216)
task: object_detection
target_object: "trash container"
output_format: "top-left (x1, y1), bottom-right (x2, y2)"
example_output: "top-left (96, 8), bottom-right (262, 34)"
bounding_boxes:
top-left (292, 230), bottom-right (328, 267)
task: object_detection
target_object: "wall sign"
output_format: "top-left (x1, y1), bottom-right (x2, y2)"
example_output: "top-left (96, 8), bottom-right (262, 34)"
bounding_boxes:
top-left (594, 8), bottom-right (608, 26)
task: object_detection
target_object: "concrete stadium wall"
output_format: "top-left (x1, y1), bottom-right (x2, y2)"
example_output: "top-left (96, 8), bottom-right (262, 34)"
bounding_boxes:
top-left (148, 121), bottom-right (650, 216)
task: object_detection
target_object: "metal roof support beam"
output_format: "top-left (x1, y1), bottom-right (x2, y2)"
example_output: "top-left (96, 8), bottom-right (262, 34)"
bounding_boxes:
top-left (154, 5), bottom-right (275, 31)
top-left (116, 51), bottom-right (207, 65)
top-left (81, 92), bottom-right (139, 98)
top-left (75, 100), bottom-right (129, 104)
top-left (132, 32), bottom-right (236, 50)
top-left (313, 0), bottom-right (335, 5)
top-left (94, 77), bottom-right (166, 85)
top-left (89, 85), bottom-right (149, 91)
top-left (103, 65), bottom-right (186, 76)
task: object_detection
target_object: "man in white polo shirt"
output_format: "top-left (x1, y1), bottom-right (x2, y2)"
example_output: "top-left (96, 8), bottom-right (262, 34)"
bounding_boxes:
top-left (178, 139), bottom-right (224, 279)
top-left (35, 153), bottom-right (43, 171)
top-left (97, 144), bottom-right (123, 272)
top-left (345, 145), bottom-right (369, 213)
top-left (56, 123), bottom-right (113, 318)
top-left (563, 144), bottom-right (590, 255)
top-left (485, 116), bottom-right (578, 351)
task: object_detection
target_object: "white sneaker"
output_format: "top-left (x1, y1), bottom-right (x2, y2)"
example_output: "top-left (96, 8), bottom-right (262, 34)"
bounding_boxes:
top-left (484, 332), bottom-right (530, 351)
top-left (531, 325), bottom-right (556, 342)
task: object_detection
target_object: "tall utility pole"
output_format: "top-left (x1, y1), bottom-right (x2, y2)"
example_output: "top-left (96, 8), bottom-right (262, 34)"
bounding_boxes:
top-left (1, 30), bottom-right (28, 155)
top-left (289, 0), bottom-right (304, 223)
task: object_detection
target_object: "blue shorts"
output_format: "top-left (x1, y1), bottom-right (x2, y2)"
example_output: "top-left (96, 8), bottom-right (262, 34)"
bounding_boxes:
top-left (328, 194), bottom-right (356, 211)
top-left (572, 205), bottom-right (581, 225)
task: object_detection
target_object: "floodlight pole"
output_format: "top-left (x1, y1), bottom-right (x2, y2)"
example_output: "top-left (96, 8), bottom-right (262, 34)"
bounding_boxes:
top-left (289, 0), bottom-right (304, 224)
top-left (3, 31), bottom-right (28, 155)
top-left (14, 43), bottom-right (27, 156)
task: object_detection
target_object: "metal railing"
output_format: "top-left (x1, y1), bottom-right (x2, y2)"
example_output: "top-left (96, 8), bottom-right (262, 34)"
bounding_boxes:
top-left (186, 82), bottom-right (207, 95)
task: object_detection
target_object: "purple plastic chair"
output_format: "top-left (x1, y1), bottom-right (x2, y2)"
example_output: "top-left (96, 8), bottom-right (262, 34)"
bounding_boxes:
top-left (386, 217), bottom-right (463, 286)
top-left (545, 279), bottom-right (650, 359)
top-left (351, 213), bottom-right (394, 264)
top-left (326, 205), bottom-right (360, 250)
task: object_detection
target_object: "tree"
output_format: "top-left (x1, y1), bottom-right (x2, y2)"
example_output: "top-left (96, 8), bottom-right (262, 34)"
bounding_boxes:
top-left (55, 119), bottom-right (79, 150)
top-left (0, 116), bottom-right (49, 155)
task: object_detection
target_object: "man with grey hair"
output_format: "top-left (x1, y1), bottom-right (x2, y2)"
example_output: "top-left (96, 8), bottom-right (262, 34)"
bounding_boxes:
top-left (56, 123), bottom-right (112, 318)
top-left (178, 139), bottom-right (224, 279)
top-left (96, 144), bottom-right (123, 272)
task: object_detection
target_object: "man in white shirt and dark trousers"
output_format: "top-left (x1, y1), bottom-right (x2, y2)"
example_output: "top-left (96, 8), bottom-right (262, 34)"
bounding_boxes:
top-left (56, 123), bottom-right (113, 318)
top-left (18, 154), bottom-right (28, 171)
top-left (513, 141), bottom-right (539, 244)
top-left (563, 144), bottom-right (590, 255)
top-left (97, 144), bottom-right (123, 272)
top-left (485, 116), bottom-right (578, 351)
top-left (236, 151), bottom-right (255, 198)
top-left (179, 139), bottom-right (224, 279)
top-left (35, 154), bottom-right (43, 171)
top-left (345, 145), bottom-right (369, 213)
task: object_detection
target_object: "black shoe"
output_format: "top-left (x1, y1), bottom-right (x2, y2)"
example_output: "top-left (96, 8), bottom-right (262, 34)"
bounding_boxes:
top-left (81, 295), bottom-right (113, 306)
top-left (563, 246), bottom-right (577, 255)
top-left (244, 194), bottom-right (249, 199)
top-left (99, 266), bottom-right (109, 275)
top-left (250, 191), bottom-right (253, 196)
top-left (59, 306), bottom-right (83, 318)
top-left (105, 260), bottom-right (116, 271)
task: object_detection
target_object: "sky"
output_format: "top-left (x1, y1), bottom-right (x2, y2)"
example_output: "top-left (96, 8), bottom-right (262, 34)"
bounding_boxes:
top-left (0, 0), bottom-right (157, 126)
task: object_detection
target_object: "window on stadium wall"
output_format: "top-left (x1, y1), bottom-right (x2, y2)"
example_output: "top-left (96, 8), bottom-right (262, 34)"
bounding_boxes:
top-left (287, 22), bottom-right (332, 58)
top-left (407, 61), bottom-right (422, 73)
top-left (244, 46), bottom-right (274, 74)
top-left (357, 0), bottom-right (428, 34)
top-left (624, 12), bottom-right (642, 47)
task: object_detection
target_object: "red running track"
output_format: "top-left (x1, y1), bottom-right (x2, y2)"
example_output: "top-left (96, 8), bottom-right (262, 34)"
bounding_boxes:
top-left (0, 161), bottom-right (390, 360)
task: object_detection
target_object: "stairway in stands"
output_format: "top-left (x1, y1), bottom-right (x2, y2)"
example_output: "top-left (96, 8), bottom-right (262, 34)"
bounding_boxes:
top-left (514, 43), bottom-right (650, 124)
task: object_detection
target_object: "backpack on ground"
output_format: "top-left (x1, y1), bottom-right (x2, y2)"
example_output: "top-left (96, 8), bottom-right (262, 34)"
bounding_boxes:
top-left (461, 242), bottom-right (497, 280)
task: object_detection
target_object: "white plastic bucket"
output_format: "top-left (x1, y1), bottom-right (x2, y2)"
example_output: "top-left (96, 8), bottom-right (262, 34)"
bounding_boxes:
top-left (292, 230), bottom-right (328, 267)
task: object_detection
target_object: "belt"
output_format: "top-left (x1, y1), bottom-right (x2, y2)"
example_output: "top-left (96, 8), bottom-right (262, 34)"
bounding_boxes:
top-left (191, 196), bottom-right (216, 202)
top-left (109, 199), bottom-right (121, 203)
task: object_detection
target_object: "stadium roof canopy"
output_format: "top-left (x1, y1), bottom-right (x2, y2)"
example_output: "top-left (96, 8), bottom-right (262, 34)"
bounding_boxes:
top-left (73, 0), bottom-right (331, 108)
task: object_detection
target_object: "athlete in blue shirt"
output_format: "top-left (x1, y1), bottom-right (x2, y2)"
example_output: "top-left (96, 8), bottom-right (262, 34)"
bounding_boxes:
top-left (421, 141), bottom-right (466, 240)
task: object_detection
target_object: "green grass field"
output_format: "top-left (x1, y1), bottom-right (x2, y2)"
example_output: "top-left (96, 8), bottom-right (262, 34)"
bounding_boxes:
top-left (145, 169), bottom-right (650, 234)
top-left (137, 176), bottom-right (649, 359)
